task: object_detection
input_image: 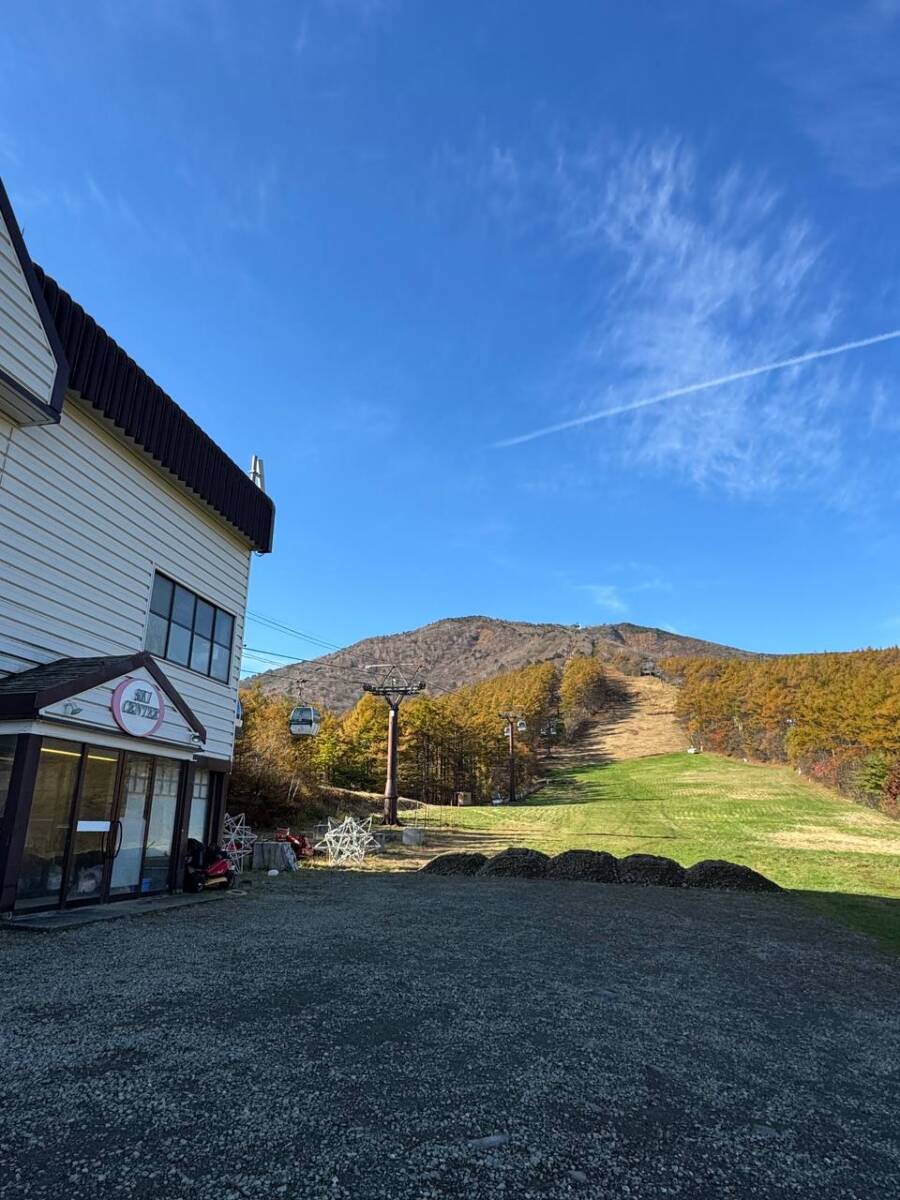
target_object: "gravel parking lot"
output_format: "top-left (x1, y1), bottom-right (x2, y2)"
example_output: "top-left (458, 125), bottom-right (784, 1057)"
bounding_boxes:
top-left (1, 873), bottom-right (898, 1199)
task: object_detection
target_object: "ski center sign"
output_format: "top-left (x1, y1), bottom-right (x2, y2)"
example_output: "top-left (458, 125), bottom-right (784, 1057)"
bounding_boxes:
top-left (111, 678), bottom-right (166, 737)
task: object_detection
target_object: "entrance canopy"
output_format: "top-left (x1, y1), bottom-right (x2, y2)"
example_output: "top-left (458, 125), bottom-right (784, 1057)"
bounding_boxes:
top-left (0, 652), bottom-right (206, 752)
top-left (0, 660), bottom-right (218, 915)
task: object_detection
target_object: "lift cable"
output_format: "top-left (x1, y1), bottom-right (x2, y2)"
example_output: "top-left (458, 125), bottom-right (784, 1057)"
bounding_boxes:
top-left (245, 609), bottom-right (343, 653)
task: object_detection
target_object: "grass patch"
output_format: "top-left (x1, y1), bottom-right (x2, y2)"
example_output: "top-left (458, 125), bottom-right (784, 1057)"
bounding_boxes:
top-left (416, 753), bottom-right (900, 950)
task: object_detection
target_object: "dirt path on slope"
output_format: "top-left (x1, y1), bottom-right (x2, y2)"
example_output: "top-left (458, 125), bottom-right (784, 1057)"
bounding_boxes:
top-left (554, 671), bottom-right (685, 767)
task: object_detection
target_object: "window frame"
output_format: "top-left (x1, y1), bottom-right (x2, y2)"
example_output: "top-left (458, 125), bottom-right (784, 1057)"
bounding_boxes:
top-left (145, 572), bottom-right (236, 683)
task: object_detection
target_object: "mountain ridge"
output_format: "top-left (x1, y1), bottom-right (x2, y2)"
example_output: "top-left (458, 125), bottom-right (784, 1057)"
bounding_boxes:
top-left (245, 615), bottom-right (756, 712)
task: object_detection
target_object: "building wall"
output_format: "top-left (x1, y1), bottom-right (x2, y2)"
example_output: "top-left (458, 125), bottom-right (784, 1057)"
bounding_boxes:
top-left (0, 210), bottom-right (58, 406)
top-left (0, 398), bottom-right (252, 761)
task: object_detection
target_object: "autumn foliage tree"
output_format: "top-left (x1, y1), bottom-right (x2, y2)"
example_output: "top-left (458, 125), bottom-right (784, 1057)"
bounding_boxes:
top-left (662, 649), bottom-right (900, 818)
top-left (560, 656), bottom-right (607, 734)
top-left (232, 656), bottom-right (612, 825)
top-left (230, 685), bottom-right (322, 823)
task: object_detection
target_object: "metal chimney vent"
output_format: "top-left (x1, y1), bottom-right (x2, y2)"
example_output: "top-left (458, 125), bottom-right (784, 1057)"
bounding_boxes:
top-left (249, 455), bottom-right (266, 492)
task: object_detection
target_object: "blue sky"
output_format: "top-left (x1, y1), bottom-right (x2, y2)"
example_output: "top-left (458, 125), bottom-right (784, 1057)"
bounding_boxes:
top-left (3, 0), bottom-right (900, 669)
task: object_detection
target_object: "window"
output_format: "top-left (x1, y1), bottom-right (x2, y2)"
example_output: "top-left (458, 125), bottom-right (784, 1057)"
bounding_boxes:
top-left (188, 769), bottom-right (211, 844)
top-left (0, 735), bottom-right (17, 824)
top-left (145, 572), bottom-right (235, 682)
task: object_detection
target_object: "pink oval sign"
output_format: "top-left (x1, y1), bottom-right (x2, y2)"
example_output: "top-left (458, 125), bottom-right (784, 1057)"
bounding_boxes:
top-left (111, 677), bottom-right (166, 737)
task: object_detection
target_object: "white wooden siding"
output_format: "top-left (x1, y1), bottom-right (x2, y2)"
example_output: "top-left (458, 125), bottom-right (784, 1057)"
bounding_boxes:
top-left (0, 210), bottom-right (57, 405)
top-left (0, 399), bottom-right (252, 760)
top-left (0, 412), bottom-right (13, 483)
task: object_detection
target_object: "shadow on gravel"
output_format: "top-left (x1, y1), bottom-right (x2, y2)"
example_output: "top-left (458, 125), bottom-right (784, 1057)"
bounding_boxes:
top-left (404, 846), bottom-right (900, 952)
top-left (793, 889), bottom-right (900, 954)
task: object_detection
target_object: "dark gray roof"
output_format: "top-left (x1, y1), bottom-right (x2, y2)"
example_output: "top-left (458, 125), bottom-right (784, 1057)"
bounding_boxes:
top-left (0, 653), bottom-right (206, 740)
top-left (31, 264), bottom-right (275, 554)
top-left (0, 655), bottom-right (137, 697)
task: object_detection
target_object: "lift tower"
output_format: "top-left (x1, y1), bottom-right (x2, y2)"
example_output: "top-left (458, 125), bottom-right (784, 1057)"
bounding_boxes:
top-left (363, 665), bottom-right (426, 825)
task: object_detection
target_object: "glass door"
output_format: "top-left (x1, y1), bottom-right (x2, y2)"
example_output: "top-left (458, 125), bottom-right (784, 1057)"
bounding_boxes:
top-left (64, 748), bottom-right (120, 905)
top-left (142, 759), bottom-right (182, 893)
top-left (109, 754), bottom-right (153, 898)
top-left (15, 740), bottom-right (82, 911)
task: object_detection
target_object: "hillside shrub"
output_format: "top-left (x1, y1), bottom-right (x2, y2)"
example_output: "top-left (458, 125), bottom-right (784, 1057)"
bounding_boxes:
top-left (559, 656), bottom-right (607, 734)
top-left (883, 761), bottom-right (900, 820)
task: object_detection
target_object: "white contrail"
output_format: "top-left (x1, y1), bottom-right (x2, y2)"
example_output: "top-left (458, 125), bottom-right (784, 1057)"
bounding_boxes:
top-left (495, 327), bottom-right (900, 448)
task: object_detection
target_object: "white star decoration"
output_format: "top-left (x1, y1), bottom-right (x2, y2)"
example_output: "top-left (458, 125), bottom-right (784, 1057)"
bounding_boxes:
top-left (222, 812), bottom-right (257, 873)
top-left (315, 815), bottom-right (379, 866)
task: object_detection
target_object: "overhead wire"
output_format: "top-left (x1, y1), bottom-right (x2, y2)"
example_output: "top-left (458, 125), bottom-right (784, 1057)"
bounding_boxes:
top-left (239, 645), bottom-right (378, 684)
top-left (246, 609), bottom-right (343, 652)
top-left (241, 656), bottom-right (373, 681)
top-left (241, 608), bottom-right (466, 696)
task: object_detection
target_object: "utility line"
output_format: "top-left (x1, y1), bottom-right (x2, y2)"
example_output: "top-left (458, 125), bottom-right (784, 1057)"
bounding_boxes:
top-left (242, 608), bottom-right (470, 699)
top-left (242, 647), bottom-right (306, 660)
top-left (246, 609), bottom-right (342, 652)
top-left (239, 647), bottom-right (376, 682)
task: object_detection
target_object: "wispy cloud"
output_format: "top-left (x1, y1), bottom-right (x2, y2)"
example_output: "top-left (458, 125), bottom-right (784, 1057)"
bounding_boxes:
top-left (578, 568), bottom-right (671, 618)
top-left (11, 171), bottom-right (147, 235)
top-left (496, 327), bottom-right (900, 447)
top-left (582, 584), bottom-right (628, 615)
top-left (321, 0), bottom-right (395, 19)
top-left (294, 9), bottom-right (311, 56)
top-left (0, 131), bottom-right (18, 166)
top-left (779, 1), bottom-right (900, 188)
top-left (553, 140), bottom-right (850, 497)
top-left (465, 134), bottom-right (899, 503)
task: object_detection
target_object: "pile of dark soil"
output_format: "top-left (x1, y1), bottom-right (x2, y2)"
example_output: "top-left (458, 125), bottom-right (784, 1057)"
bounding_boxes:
top-left (478, 847), bottom-right (550, 878)
top-left (420, 852), bottom-right (488, 876)
top-left (547, 849), bottom-right (620, 882)
top-left (420, 847), bottom-right (783, 894)
top-left (618, 853), bottom-right (685, 888)
top-left (684, 859), bottom-right (781, 892)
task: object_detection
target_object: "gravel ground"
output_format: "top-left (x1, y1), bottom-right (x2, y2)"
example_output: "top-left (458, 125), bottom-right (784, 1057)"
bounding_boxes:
top-left (1, 873), bottom-right (899, 1200)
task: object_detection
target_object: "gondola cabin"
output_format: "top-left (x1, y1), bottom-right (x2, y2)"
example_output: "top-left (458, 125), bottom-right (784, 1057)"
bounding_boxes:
top-left (289, 706), bottom-right (321, 737)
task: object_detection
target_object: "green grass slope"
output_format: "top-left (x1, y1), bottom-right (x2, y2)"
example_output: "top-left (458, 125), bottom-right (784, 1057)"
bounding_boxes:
top-left (427, 753), bottom-right (900, 949)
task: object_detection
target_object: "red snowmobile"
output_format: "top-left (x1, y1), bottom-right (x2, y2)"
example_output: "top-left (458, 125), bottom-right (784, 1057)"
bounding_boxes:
top-left (184, 838), bottom-right (236, 892)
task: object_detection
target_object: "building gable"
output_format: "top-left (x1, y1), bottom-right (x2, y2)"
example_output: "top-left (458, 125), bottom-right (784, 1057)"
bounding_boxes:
top-left (39, 665), bottom-right (201, 750)
top-left (0, 652), bottom-right (206, 750)
top-left (0, 179), bottom-right (67, 425)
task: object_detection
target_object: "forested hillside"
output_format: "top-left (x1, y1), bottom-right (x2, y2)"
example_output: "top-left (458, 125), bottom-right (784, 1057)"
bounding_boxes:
top-left (231, 655), bottom-right (608, 824)
top-left (247, 615), bottom-right (752, 711)
top-left (662, 650), bottom-right (900, 817)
